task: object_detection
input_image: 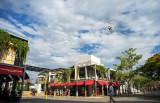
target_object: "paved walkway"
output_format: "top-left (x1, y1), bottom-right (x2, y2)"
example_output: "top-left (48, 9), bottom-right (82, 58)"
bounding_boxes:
top-left (22, 94), bottom-right (160, 103)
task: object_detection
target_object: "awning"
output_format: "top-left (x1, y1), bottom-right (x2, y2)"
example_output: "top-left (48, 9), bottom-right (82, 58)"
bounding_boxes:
top-left (113, 83), bottom-right (117, 86)
top-left (0, 64), bottom-right (24, 76)
top-left (55, 83), bottom-right (61, 86)
top-left (25, 72), bottom-right (29, 79)
top-left (68, 82), bottom-right (75, 86)
top-left (3, 75), bottom-right (12, 82)
top-left (50, 83), bottom-right (55, 86)
top-left (97, 80), bottom-right (104, 85)
top-left (76, 81), bottom-right (84, 85)
top-left (103, 81), bottom-right (109, 85)
top-left (108, 82), bottom-right (114, 86)
top-left (117, 83), bottom-right (120, 86)
top-left (61, 83), bottom-right (67, 86)
top-left (85, 80), bottom-right (94, 85)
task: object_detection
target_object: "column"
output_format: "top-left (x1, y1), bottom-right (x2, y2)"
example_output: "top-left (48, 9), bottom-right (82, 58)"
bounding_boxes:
top-left (19, 65), bottom-right (26, 102)
top-left (68, 86), bottom-right (70, 96)
top-left (85, 66), bottom-right (88, 80)
top-left (78, 68), bottom-right (79, 80)
top-left (85, 85), bottom-right (87, 97)
top-left (95, 65), bottom-right (97, 96)
top-left (74, 66), bottom-right (77, 80)
top-left (76, 85), bottom-right (78, 97)
top-left (102, 85), bottom-right (104, 96)
top-left (85, 66), bottom-right (87, 97)
top-left (106, 85), bottom-right (108, 96)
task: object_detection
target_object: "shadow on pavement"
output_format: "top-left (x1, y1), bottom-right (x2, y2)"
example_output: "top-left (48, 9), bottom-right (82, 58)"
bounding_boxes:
top-left (118, 101), bottom-right (160, 103)
top-left (115, 94), bottom-right (160, 103)
top-left (22, 98), bottom-right (102, 103)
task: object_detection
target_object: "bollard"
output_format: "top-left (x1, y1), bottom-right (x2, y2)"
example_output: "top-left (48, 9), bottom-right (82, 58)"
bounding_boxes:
top-left (46, 92), bottom-right (48, 99)
top-left (54, 92), bottom-right (55, 99)
top-left (28, 91), bottom-right (30, 99)
top-left (37, 92), bottom-right (38, 98)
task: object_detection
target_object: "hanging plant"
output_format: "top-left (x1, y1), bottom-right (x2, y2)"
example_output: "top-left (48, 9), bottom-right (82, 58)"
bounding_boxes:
top-left (0, 29), bottom-right (29, 65)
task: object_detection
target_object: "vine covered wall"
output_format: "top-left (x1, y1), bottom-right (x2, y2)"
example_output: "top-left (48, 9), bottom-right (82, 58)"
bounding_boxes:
top-left (0, 29), bottom-right (29, 66)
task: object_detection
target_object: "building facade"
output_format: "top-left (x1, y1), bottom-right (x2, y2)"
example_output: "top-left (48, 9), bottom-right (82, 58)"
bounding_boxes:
top-left (0, 29), bottom-right (29, 102)
top-left (49, 55), bottom-right (120, 97)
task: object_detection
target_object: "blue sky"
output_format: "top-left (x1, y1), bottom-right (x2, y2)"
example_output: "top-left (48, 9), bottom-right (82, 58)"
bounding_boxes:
top-left (0, 0), bottom-right (160, 79)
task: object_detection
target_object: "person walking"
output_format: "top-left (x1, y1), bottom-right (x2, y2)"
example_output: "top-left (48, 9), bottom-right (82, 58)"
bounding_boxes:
top-left (109, 83), bottom-right (116, 103)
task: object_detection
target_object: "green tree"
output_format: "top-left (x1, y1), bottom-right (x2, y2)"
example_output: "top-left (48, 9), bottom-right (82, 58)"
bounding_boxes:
top-left (132, 74), bottom-right (153, 94)
top-left (26, 80), bottom-right (31, 91)
top-left (91, 65), bottom-right (107, 96)
top-left (91, 65), bottom-right (107, 80)
top-left (37, 72), bottom-right (48, 92)
top-left (54, 77), bottom-right (62, 84)
top-left (110, 70), bottom-right (116, 81)
top-left (62, 68), bottom-right (73, 96)
top-left (0, 29), bottom-right (29, 66)
top-left (114, 48), bottom-right (142, 96)
top-left (137, 53), bottom-right (160, 80)
top-left (62, 68), bottom-right (73, 84)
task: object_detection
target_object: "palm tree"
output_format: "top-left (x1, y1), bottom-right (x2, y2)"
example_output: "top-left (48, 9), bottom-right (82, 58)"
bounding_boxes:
top-left (92, 65), bottom-right (107, 96)
top-left (62, 68), bottom-right (73, 96)
top-left (37, 72), bottom-right (48, 93)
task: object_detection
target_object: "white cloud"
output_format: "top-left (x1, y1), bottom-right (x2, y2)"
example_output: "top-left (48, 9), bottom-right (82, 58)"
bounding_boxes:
top-left (0, 0), bottom-right (160, 72)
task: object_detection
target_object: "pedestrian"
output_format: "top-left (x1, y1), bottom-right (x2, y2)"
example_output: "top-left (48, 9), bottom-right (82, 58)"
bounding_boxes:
top-left (109, 83), bottom-right (116, 103)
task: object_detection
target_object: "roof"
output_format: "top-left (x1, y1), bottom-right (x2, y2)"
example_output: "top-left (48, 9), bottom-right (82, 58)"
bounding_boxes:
top-left (26, 65), bottom-right (51, 73)
top-left (26, 65), bottom-right (65, 73)
top-left (50, 68), bottom-right (65, 72)
top-left (9, 33), bottom-right (28, 42)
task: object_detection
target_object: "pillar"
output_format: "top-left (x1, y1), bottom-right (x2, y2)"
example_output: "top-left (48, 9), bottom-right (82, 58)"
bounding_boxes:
top-left (85, 85), bottom-right (87, 97)
top-left (68, 86), bottom-right (70, 96)
top-left (19, 65), bottom-right (26, 102)
top-left (106, 85), bottom-right (108, 96)
top-left (85, 66), bottom-right (87, 97)
top-left (102, 85), bottom-right (104, 96)
top-left (75, 66), bottom-right (77, 80)
top-left (94, 65), bottom-right (97, 96)
top-left (85, 66), bottom-right (88, 80)
top-left (76, 85), bottom-right (78, 97)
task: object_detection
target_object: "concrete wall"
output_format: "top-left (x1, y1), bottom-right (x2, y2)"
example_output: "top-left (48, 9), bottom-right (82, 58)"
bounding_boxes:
top-left (35, 84), bottom-right (41, 93)
top-left (76, 55), bottom-right (102, 67)
top-left (0, 47), bottom-right (16, 65)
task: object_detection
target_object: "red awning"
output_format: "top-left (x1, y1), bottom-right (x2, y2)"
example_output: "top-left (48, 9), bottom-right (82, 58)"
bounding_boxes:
top-left (0, 65), bottom-right (24, 76)
top-left (61, 83), bottom-right (67, 86)
top-left (108, 82), bottom-right (114, 86)
top-left (55, 83), bottom-right (61, 86)
top-left (104, 81), bottom-right (109, 85)
top-left (20, 72), bottom-right (29, 80)
top-left (68, 82), bottom-right (75, 86)
top-left (76, 81), bottom-right (84, 85)
top-left (117, 83), bottom-right (120, 86)
top-left (113, 83), bottom-right (118, 86)
top-left (85, 80), bottom-right (94, 85)
top-left (97, 80), bottom-right (104, 85)
top-left (50, 83), bottom-right (55, 86)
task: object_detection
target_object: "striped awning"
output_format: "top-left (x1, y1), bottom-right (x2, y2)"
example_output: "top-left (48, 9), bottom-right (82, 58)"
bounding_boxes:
top-left (68, 82), bottom-right (75, 86)
top-left (50, 83), bottom-right (55, 86)
top-left (76, 81), bottom-right (84, 85)
top-left (85, 80), bottom-right (94, 85)
top-left (97, 80), bottom-right (104, 85)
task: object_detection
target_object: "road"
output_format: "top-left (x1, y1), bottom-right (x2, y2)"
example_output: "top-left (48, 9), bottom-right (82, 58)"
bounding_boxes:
top-left (21, 94), bottom-right (160, 103)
